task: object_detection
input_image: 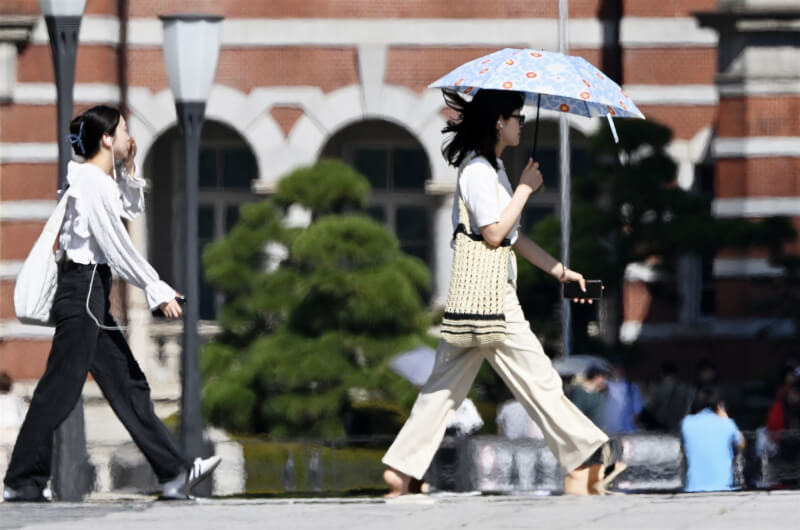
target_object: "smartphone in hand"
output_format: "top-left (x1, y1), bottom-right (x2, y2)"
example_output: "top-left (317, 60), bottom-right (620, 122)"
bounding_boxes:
top-left (563, 280), bottom-right (603, 300)
top-left (151, 296), bottom-right (186, 318)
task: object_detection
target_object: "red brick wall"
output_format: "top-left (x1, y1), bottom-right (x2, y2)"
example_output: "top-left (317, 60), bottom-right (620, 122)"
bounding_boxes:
top-left (0, 222), bottom-right (44, 260)
top-left (0, 164), bottom-right (59, 201)
top-left (270, 107), bottom-right (305, 138)
top-left (637, 104), bottom-right (715, 140)
top-left (623, 48), bottom-right (716, 85)
top-left (129, 0), bottom-right (605, 19)
top-left (0, 340), bottom-right (50, 381)
top-left (128, 48), bottom-right (359, 94)
top-left (0, 281), bottom-right (14, 320)
top-left (623, 0), bottom-right (717, 18)
top-left (718, 96), bottom-right (800, 138)
top-left (0, 0), bottom-right (117, 15)
top-left (716, 158), bottom-right (800, 198)
top-left (17, 45), bottom-right (119, 85)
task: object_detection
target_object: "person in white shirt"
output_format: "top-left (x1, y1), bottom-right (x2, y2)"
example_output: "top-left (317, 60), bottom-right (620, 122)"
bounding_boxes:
top-left (0, 372), bottom-right (25, 430)
top-left (3, 106), bottom-right (219, 502)
top-left (497, 399), bottom-right (544, 440)
top-left (382, 89), bottom-right (621, 497)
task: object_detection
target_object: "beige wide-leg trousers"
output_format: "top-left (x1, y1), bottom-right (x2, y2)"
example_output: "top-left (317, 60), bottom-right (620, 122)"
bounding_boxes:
top-left (382, 280), bottom-right (608, 480)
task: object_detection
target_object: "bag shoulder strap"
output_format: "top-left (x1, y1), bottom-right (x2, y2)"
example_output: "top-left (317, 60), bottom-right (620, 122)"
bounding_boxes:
top-left (454, 155), bottom-right (509, 246)
top-left (41, 189), bottom-right (72, 241)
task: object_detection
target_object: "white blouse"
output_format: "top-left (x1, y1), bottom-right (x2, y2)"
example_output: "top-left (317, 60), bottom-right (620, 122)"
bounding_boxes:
top-left (451, 155), bottom-right (521, 244)
top-left (57, 161), bottom-right (175, 309)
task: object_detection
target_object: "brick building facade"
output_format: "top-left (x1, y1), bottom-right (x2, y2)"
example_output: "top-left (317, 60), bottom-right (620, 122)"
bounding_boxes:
top-left (0, 0), bottom-right (798, 387)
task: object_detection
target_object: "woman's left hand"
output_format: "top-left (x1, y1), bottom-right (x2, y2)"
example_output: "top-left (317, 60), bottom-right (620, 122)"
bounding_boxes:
top-left (560, 268), bottom-right (595, 305)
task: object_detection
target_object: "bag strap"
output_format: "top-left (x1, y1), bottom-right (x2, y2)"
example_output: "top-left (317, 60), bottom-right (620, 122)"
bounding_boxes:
top-left (454, 155), bottom-right (510, 246)
top-left (42, 189), bottom-right (72, 243)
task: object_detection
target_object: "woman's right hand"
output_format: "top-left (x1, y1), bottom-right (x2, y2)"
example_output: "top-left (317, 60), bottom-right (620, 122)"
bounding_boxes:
top-left (519, 158), bottom-right (544, 195)
top-left (159, 297), bottom-right (183, 319)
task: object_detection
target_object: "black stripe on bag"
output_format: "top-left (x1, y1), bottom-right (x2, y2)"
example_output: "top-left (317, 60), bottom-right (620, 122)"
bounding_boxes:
top-left (452, 224), bottom-right (511, 247)
top-left (443, 312), bottom-right (506, 321)
top-left (441, 329), bottom-right (506, 336)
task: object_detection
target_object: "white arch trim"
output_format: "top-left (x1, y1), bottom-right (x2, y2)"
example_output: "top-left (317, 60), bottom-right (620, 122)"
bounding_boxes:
top-left (128, 82), bottom-right (616, 194)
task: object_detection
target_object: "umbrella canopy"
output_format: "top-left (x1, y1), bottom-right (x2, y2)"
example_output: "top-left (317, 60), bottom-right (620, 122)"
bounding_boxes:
top-left (551, 354), bottom-right (611, 377)
top-left (388, 346), bottom-right (436, 386)
top-left (429, 48), bottom-right (644, 120)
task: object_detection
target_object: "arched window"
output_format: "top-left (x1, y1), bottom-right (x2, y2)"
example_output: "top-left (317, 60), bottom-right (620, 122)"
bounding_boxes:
top-left (320, 120), bottom-right (433, 264)
top-left (145, 121), bottom-right (258, 320)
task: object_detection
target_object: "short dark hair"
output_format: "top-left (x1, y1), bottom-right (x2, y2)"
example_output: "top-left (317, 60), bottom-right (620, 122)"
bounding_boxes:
top-left (586, 365), bottom-right (610, 381)
top-left (0, 371), bottom-right (12, 393)
top-left (691, 385), bottom-right (723, 414)
top-left (68, 105), bottom-right (122, 159)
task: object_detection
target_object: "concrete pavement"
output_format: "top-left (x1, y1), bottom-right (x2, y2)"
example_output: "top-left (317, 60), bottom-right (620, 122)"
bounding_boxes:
top-left (2, 491), bottom-right (798, 529)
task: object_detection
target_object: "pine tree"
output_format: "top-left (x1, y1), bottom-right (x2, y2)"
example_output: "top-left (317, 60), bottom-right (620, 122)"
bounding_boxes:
top-left (200, 160), bottom-right (430, 438)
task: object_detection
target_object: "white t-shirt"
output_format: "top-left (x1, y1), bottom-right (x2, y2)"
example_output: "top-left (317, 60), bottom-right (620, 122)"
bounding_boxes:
top-left (496, 400), bottom-right (544, 440)
top-left (451, 155), bottom-right (520, 245)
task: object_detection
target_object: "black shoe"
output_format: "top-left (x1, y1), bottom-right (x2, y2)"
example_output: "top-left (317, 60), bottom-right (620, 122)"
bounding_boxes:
top-left (590, 439), bottom-right (627, 494)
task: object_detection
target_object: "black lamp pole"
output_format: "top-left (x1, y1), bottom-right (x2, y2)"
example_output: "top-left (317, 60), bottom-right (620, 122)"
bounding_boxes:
top-left (159, 14), bottom-right (223, 471)
top-left (42, 6), bottom-right (92, 501)
top-left (176, 101), bottom-right (206, 461)
top-left (43, 14), bottom-right (81, 190)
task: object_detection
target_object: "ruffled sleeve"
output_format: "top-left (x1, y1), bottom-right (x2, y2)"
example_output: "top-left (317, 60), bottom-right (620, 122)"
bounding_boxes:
top-left (85, 177), bottom-right (176, 309)
top-left (116, 164), bottom-right (145, 220)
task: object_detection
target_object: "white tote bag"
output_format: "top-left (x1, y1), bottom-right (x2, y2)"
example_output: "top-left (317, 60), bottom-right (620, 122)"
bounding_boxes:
top-left (13, 190), bottom-right (71, 326)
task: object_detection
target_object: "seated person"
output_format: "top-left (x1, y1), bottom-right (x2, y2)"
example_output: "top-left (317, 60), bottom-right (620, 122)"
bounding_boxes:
top-left (681, 386), bottom-right (745, 492)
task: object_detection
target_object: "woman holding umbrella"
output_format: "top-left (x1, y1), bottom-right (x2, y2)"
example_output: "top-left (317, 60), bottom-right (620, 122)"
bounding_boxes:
top-left (382, 88), bottom-right (622, 496)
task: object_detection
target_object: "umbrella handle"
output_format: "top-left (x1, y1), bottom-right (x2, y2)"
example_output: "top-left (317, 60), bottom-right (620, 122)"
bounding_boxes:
top-left (532, 93), bottom-right (541, 160)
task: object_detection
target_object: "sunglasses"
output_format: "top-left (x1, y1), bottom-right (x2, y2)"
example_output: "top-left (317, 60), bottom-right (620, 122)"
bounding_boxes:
top-left (509, 114), bottom-right (526, 126)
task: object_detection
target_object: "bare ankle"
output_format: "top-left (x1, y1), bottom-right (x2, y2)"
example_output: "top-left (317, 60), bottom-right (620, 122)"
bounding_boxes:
top-left (383, 467), bottom-right (411, 497)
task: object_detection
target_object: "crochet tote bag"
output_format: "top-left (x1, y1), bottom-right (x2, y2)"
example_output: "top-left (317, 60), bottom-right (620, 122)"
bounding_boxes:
top-left (441, 174), bottom-right (511, 347)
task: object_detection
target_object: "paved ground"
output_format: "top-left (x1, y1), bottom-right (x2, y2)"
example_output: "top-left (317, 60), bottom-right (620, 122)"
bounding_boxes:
top-left (2, 491), bottom-right (798, 530)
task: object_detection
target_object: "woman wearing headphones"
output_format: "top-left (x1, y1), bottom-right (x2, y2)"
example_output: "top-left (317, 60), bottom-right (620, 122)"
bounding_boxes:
top-left (3, 106), bottom-right (219, 502)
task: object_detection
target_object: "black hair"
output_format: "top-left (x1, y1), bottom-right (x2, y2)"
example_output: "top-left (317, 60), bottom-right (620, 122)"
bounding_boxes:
top-left (68, 105), bottom-right (122, 159)
top-left (691, 385), bottom-right (723, 414)
top-left (441, 88), bottom-right (525, 170)
top-left (696, 358), bottom-right (718, 384)
top-left (0, 371), bottom-right (11, 393)
top-left (586, 365), bottom-right (610, 381)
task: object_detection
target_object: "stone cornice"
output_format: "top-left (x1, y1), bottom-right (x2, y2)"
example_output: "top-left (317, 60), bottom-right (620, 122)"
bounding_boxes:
top-left (0, 15), bottom-right (37, 44)
top-left (696, 8), bottom-right (800, 32)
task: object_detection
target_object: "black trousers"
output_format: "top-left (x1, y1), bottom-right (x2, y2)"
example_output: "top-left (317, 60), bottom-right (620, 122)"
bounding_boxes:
top-left (4, 263), bottom-right (188, 491)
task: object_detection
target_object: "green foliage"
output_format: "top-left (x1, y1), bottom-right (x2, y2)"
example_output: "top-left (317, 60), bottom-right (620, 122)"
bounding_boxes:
top-left (272, 159), bottom-right (370, 216)
top-left (515, 119), bottom-right (797, 353)
top-left (201, 159), bottom-right (428, 438)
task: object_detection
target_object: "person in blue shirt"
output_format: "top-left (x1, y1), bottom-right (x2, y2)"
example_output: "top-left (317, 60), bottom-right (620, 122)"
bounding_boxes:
top-left (680, 386), bottom-right (745, 492)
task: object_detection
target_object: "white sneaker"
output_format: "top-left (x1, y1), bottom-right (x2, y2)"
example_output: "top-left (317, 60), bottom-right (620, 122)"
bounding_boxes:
top-left (160, 456), bottom-right (222, 500)
top-left (3, 485), bottom-right (51, 503)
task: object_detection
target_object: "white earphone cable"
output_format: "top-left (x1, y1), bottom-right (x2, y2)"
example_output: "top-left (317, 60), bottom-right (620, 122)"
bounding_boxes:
top-left (85, 263), bottom-right (127, 331)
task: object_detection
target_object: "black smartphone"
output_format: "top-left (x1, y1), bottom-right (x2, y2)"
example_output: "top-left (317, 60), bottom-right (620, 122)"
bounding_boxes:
top-left (563, 280), bottom-right (603, 300)
top-left (151, 296), bottom-right (186, 317)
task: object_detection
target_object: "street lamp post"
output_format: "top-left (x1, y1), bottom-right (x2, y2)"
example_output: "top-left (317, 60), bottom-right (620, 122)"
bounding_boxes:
top-left (39, 0), bottom-right (92, 502)
top-left (159, 14), bottom-right (223, 463)
top-left (39, 0), bottom-right (86, 190)
top-left (558, 0), bottom-right (572, 359)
